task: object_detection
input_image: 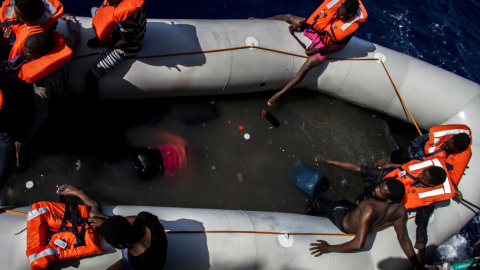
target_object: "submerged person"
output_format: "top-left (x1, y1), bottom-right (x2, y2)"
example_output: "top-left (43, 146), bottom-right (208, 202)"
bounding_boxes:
top-left (131, 130), bottom-right (188, 178)
top-left (315, 154), bottom-right (452, 264)
top-left (308, 178), bottom-right (428, 270)
top-left (85, 0), bottom-right (147, 99)
top-left (250, 0), bottom-right (367, 106)
top-left (56, 184), bottom-right (168, 270)
top-left (374, 124), bottom-right (471, 194)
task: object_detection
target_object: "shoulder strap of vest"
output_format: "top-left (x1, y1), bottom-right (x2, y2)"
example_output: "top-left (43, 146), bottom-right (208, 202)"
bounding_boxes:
top-left (397, 167), bottom-right (416, 181)
top-left (0, 19), bottom-right (19, 27)
top-left (59, 203), bottom-right (87, 247)
top-left (424, 148), bottom-right (444, 157)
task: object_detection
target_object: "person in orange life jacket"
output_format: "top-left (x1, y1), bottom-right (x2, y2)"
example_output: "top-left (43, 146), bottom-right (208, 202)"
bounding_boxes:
top-left (309, 179), bottom-right (428, 270)
top-left (57, 184), bottom-right (169, 270)
top-left (84, 0), bottom-right (146, 100)
top-left (374, 130), bottom-right (471, 200)
top-left (249, 0), bottom-right (367, 106)
top-left (314, 154), bottom-right (448, 264)
top-left (8, 14), bottom-right (79, 168)
top-left (5, 0), bottom-right (63, 60)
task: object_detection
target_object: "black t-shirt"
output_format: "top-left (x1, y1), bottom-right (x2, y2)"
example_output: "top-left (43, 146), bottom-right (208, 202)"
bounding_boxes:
top-left (129, 212), bottom-right (168, 270)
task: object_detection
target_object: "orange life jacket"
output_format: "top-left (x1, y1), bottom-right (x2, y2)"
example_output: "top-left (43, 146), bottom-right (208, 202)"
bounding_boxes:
top-left (92, 0), bottom-right (144, 45)
top-left (0, 0), bottom-right (63, 41)
top-left (384, 157), bottom-right (454, 210)
top-left (26, 201), bottom-right (104, 270)
top-left (15, 31), bottom-right (73, 83)
top-left (306, 0), bottom-right (367, 46)
top-left (423, 124), bottom-right (472, 186)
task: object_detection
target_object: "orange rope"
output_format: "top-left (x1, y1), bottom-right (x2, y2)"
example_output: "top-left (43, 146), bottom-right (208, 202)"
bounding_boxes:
top-left (379, 61), bottom-right (423, 136)
top-left (72, 45), bottom-right (422, 135)
top-left (0, 208), bottom-right (415, 237)
top-left (0, 209), bottom-right (28, 216)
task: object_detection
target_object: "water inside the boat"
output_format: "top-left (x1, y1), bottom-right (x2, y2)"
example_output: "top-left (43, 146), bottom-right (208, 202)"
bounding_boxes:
top-left (1, 88), bottom-right (418, 213)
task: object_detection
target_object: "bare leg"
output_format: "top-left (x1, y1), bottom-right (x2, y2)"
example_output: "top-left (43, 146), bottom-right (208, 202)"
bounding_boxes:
top-left (268, 55), bottom-right (322, 106)
top-left (249, 14), bottom-right (304, 26)
top-left (314, 155), bottom-right (362, 173)
top-left (56, 184), bottom-right (108, 218)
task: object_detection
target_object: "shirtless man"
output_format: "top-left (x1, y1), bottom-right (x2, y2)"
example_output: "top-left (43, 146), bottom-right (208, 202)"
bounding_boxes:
top-left (56, 185), bottom-right (168, 270)
top-left (308, 179), bottom-right (427, 270)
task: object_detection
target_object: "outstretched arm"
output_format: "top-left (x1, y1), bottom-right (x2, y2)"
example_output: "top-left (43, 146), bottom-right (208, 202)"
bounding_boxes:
top-left (56, 185), bottom-right (108, 219)
top-left (310, 206), bottom-right (372, 256)
top-left (392, 210), bottom-right (426, 270)
top-left (315, 155), bottom-right (362, 173)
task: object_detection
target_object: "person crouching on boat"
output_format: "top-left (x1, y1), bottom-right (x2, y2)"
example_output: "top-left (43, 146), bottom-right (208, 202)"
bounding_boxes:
top-left (374, 124), bottom-right (471, 201)
top-left (315, 155), bottom-right (453, 265)
top-left (85, 0), bottom-right (147, 100)
top-left (249, 0), bottom-right (367, 106)
top-left (308, 178), bottom-right (428, 270)
top-left (0, 14), bottom-right (79, 169)
top-left (57, 184), bottom-right (169, 270)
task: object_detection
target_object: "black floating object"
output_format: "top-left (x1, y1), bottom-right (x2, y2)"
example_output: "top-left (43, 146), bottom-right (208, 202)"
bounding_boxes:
top-left (182, 103), bottom-right (221, 125)
top-left (263, 110), bottom-right (280, 127)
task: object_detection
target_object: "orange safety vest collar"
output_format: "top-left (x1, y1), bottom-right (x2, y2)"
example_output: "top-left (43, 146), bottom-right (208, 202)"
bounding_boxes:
top-left (17, 31), bottom-right (73, 83)
top-left (92, 0), bottom-right (144, 45)
top-left (384, 157), bottom-right (454, 209)
top-left (306, 0), bottom-right (367, 46)
top-left (26, 201), bottom-right (104, 270)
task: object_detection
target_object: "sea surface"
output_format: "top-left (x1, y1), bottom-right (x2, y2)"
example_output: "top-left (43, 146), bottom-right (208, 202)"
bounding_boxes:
top-left (7, 0), bottom-right (480, 267)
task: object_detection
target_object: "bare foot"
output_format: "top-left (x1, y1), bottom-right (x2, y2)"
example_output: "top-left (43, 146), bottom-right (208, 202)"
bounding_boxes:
top-left (314, 155), bottom-right (329, 163)
top-left (248, 17), bottom-right (261, 20)
top-left (56, 184), bottom-right (81, 196)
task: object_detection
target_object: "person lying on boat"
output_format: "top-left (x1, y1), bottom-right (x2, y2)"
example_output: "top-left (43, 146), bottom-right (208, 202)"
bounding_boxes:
top-left (374, 124), bottom-right (471, 201)
top-left (249, 0), bottom-right (367, 106)
top-left (315, 154), bottom-right (452, 264)
top-left (56, 184), bottom-right (169, 270)
top-left (85, 0), bottom-right (147, 100)
top-left (2, 14), bottom-right (79, 168)
top-left (308, 178), bottom-right (428, 270)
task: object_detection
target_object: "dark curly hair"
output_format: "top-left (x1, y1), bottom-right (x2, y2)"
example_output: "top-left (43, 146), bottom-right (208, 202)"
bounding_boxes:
top-left (427, 166), bottom-right (447, 186)
top-left (15, 0), bottom-right (44, 22)
top-left (344, 0), bottom-right (360, 17)
top-left (99, 216), bottom-right (137, 247)
top-left (452, 133), bottom-right (471, 152)
top-left (385, 178), bottom-right (406, 202)
top-left (25, 32), bottom-right (54, 57)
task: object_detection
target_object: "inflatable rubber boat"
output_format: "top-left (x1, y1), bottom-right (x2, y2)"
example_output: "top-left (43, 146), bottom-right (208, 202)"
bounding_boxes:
top-left (1, 17), bottom-right (479, 269)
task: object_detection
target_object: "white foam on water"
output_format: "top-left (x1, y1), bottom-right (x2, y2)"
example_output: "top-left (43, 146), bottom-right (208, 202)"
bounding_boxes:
top-left (436, 234), bottom-right (471, 263)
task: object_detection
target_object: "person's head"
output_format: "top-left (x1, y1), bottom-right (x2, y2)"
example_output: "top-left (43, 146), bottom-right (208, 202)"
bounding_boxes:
top-left (337, 0), bottom-right (359, 20)
top-left (415, 166), bottom-right (447, 188)
top-left (23, 32), bottom-right (54, 60)
top-left (443, 133), bottom-right (470, 154)
top-left (14, 0), bottom-right (44, 23)
top-left (131, 147), bottom-right (164, 178)
top-left (99, 215), bottom-right (142, 249)
top-left (107, 0), bottom-right (123, 5)
top-left (373, 178), bottom-right (405, 203)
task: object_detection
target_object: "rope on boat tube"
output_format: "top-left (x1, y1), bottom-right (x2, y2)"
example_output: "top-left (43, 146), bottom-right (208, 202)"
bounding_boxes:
top-left (72, 45), bottom-right (423, 135)
top-left (0, 208), bottom-right (415, 237)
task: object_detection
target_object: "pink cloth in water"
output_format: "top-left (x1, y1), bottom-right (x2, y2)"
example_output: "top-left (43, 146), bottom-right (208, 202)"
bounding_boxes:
top-left (303, 29), bottom-right (327, 62)
top-left (159, 145), bottom-right (186, 176)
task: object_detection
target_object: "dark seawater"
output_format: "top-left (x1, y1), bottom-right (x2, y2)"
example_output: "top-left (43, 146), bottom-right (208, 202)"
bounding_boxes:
top-left (23, 0), bottom-right (480, 266)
